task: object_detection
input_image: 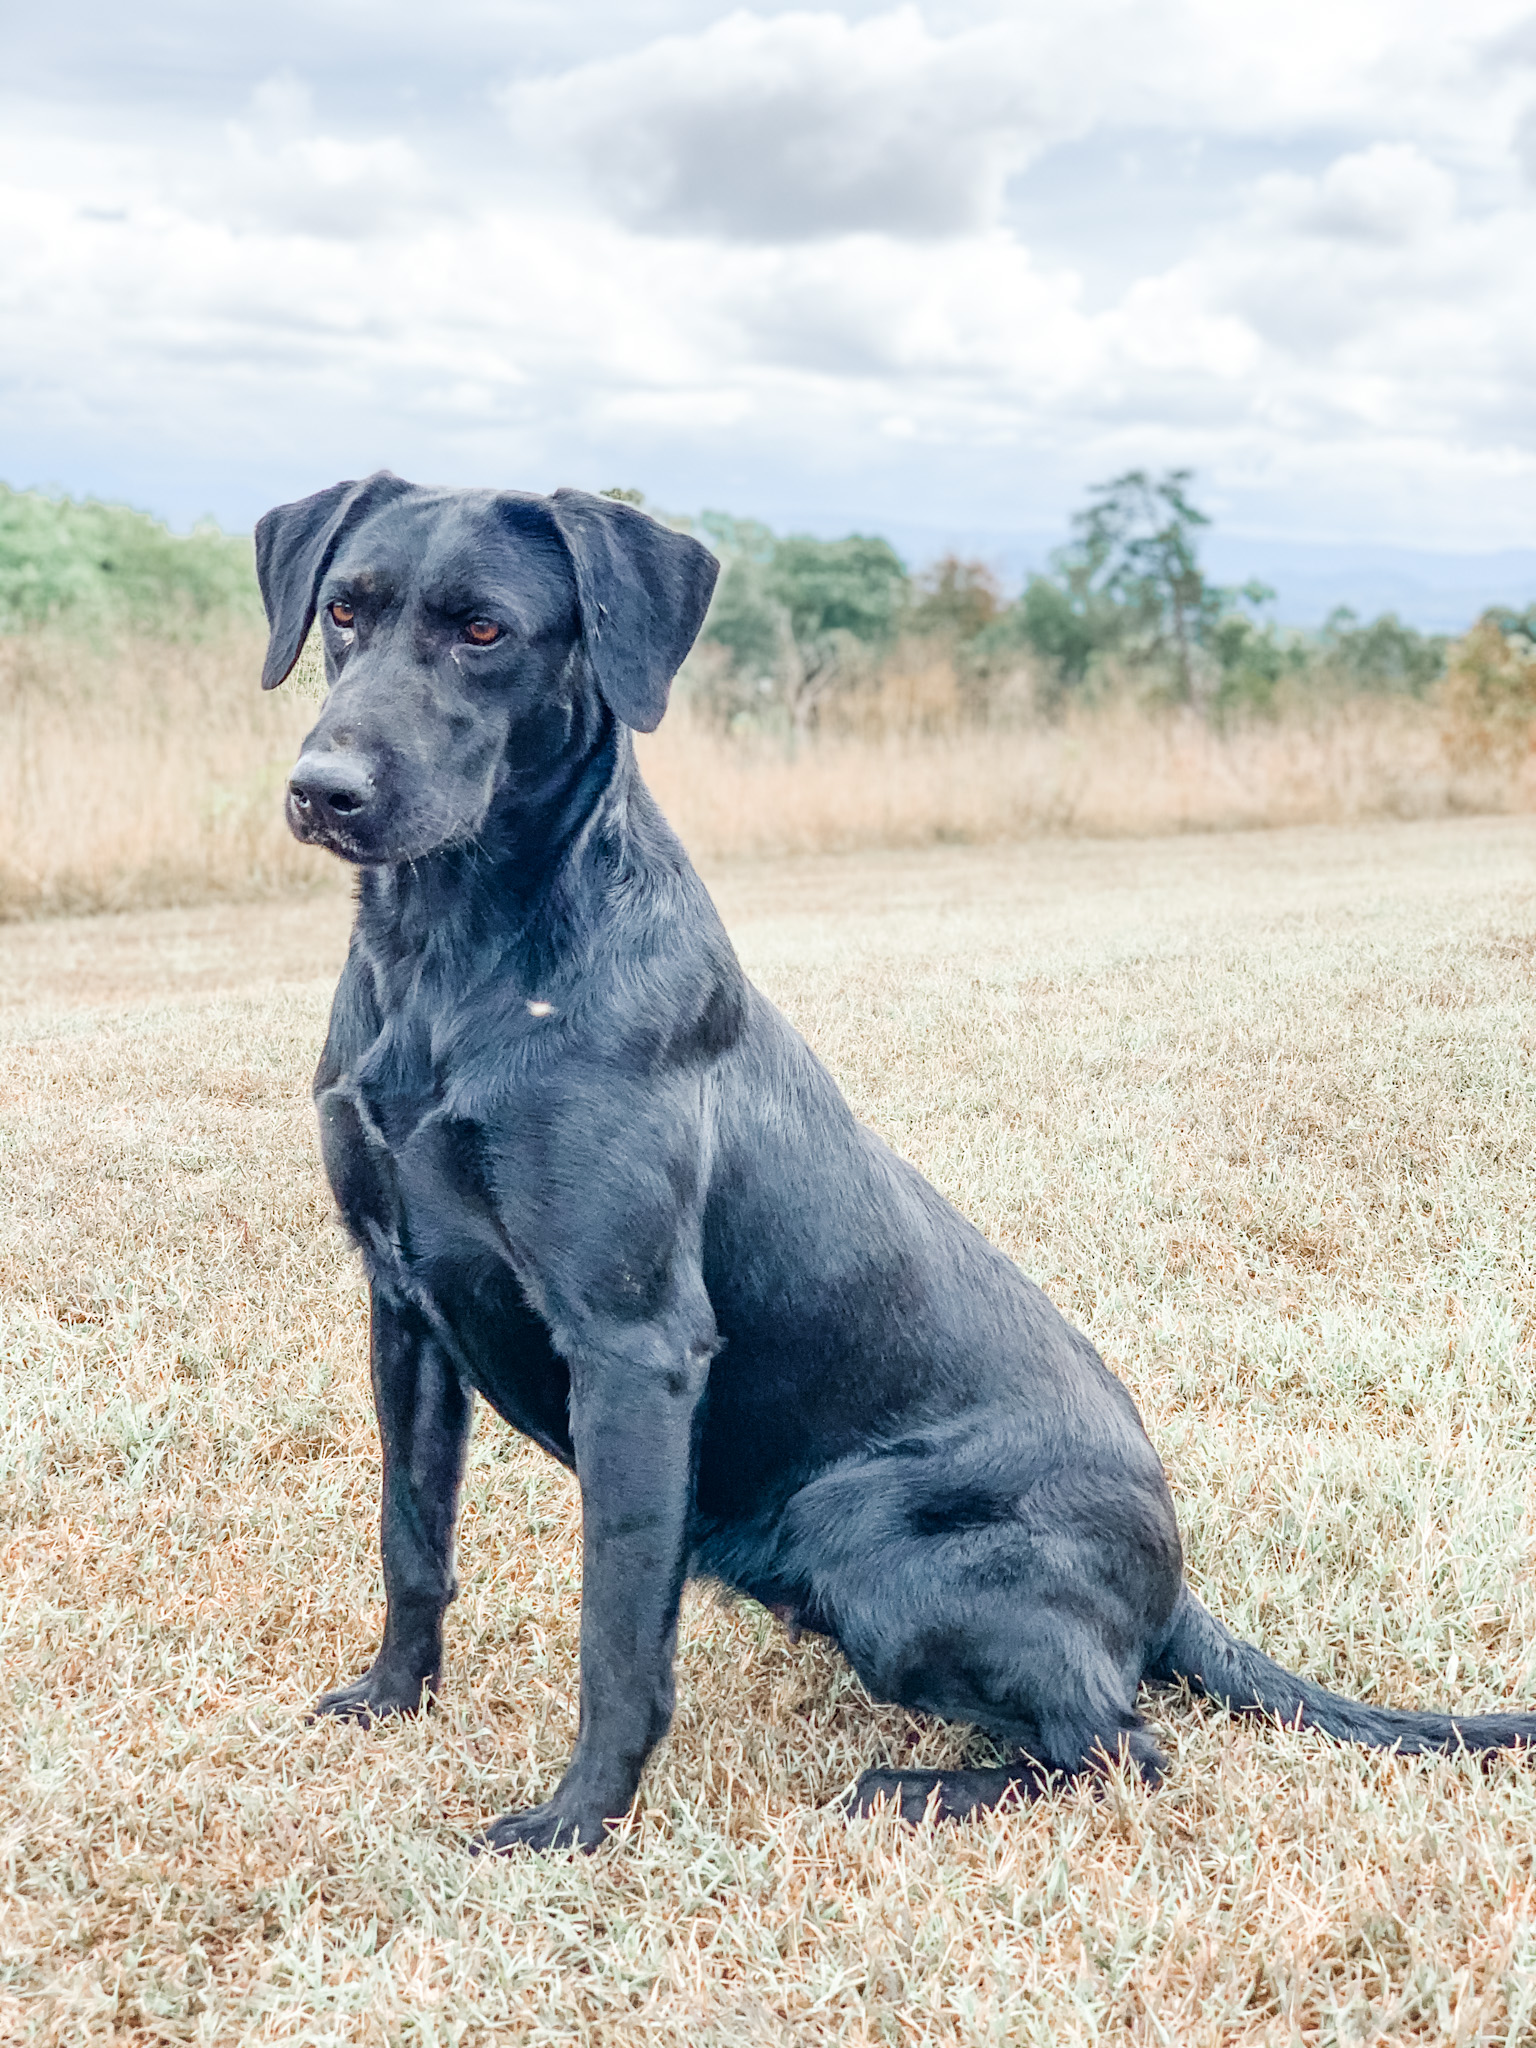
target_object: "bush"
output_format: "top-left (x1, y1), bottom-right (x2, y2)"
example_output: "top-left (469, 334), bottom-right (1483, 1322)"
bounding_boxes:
top-left (1316, 608), bottom-right (1446, 697)
top-left (0, 485), bottom-right (263, 638)
top-left (1437, 614), bottom-right (1536, 767)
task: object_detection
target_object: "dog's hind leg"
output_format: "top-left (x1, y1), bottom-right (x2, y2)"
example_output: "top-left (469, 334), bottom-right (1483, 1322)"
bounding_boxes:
top-left (773, 1425), bottom-right (1183, 1822)
top-left (842, 1596), bottom-right (1167, 1822)
top-left (845, 1656), bottom-right (1165, 1823)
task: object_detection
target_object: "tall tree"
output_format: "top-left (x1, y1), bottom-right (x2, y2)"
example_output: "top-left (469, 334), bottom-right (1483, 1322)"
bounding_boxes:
top-left (1070, 469), bottom-right (1213, 703)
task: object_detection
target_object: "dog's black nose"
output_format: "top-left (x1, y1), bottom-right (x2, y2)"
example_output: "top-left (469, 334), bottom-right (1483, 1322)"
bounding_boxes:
top-left (288, 751), bottom-right (375, 821)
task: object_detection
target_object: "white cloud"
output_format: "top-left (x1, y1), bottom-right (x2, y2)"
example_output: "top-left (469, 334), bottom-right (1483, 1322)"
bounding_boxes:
top-left (1260, 144), bottom-right (1456, 245)
top-left (499, 8), bottom-right (1066, 241)
top-left (1111, 142), bottom-right (1536, 468)
top-left (1516, 101), bottom-right (1536, 180)
top-left (709, 232), bottom-right (1094, 383)
top-left (192, 75), bottom-right (439, 239)
top-left (1, 1), bottom-right (1535, 559)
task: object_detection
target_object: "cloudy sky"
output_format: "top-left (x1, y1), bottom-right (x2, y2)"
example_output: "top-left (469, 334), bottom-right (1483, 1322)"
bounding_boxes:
top-left (4, 1), bottom-right (1535, 617)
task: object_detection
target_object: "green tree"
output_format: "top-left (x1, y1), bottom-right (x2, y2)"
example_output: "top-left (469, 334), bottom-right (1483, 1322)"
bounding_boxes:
top-left (694, 513), bottom-right (792, 704)
top-left (985, 567), bottom-right (1123, 689)
top-left (699, 556), bottom-right (781, 681)
top-left (1068, 468), bottom-right (1225, 703)
top-left (768, 533), bottom-right (907, 733)
top-left (765, 534), bottom-right (907, 646)
top-left (698, 521), bottom-right (908, 734)
top-left (1205, 609), bottom-right (1305, 720)
top-left (991, 469), bottom-right (1282, 714)
top-left (1317, 607), bottom-right (1446, 696)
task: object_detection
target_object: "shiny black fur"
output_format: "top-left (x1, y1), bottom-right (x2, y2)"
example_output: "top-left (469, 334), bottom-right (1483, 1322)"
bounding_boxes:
top-left (257, 473), bottom-right (1536, 1851)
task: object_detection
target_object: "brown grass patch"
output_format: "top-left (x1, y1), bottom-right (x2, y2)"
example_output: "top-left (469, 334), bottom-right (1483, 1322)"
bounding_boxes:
top-left (639, 695), bottom-right (1535, 858)
top-left (0, 630), bottom-right (319, 920)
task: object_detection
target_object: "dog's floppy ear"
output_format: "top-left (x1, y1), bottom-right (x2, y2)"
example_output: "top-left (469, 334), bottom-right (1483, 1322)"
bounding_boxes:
top-left (254, 471), bottom-right (412, 690)
top-left (545, 489), bottom-right (719, 733)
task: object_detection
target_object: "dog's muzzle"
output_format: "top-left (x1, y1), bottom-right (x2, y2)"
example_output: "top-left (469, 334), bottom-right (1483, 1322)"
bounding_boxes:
top-left (287, 749), bottom-right (376, 844)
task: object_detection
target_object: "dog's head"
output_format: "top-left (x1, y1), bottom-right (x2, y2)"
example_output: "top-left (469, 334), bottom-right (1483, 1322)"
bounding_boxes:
top-left (255, 473), bottom-right (718, 864)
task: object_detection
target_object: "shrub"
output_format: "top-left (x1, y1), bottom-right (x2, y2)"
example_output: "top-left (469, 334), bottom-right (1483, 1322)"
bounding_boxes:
top-left (1437, 614), bottom-right (1536, 767)
top-left (0, 485), bottom-right (263, 638)
top-left (1317, 607), bottom-right (1446, 697)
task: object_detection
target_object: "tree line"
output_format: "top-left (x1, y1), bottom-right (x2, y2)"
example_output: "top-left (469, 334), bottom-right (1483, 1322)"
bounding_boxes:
top-left (654, 472), bottom-right (1473, 735)
top-left (3, 475), bottom-right (1529, 740)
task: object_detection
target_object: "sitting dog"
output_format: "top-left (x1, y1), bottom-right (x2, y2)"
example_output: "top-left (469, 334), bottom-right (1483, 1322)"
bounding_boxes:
top-left (257, 473), bottom-right (1536, 1849)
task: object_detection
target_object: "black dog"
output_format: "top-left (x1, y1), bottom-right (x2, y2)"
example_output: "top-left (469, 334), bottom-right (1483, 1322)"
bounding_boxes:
top-left (257, 472), bottom-right (1536, 1850)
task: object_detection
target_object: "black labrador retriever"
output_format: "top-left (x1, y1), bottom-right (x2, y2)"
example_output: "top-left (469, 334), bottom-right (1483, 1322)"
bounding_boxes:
top-left (256, 472), bottom-right (1536, 1850)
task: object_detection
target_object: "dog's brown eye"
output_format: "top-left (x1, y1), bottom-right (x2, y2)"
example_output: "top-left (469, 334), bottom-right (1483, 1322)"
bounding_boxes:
top-left (465, 620), bottom-right (500, 645)
top-left (329, 602), bottom-right (355, 628)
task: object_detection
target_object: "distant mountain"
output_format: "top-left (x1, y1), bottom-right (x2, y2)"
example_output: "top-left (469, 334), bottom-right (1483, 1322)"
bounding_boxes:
top-left (1200, 539), bottom-right (1536, 636)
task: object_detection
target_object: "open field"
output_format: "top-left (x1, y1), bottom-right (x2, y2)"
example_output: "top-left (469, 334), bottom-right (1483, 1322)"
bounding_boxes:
top-left (4, 817), bottom-right (1536, 2043)
top-left (3, 627), bottom-right (1534, 920)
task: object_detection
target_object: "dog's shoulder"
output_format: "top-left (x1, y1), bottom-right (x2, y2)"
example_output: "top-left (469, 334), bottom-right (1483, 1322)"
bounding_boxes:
top-left (576, 848), bottom-right (754, 1082)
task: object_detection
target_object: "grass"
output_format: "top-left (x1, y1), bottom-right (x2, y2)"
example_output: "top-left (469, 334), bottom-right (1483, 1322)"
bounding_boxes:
top-left (4, 817), bottom-right (1536, 2044)
top-left (638, 695), bottom-right (1531, 859)
top-left (3, 627), bottom-right (1534, 919)
top-left (0, 631), bottom-right (319, 920)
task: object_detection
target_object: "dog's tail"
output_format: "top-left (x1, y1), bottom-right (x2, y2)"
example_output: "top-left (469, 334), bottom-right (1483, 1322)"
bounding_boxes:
top-left (1149, 1583), bottom-right (1536, 1755)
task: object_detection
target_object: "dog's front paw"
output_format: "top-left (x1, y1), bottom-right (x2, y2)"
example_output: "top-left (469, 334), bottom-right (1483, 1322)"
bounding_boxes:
top-left (306, 1667), bottom-right (435, 1726)
top-left (470, 1802), bottom-right (609, 1855)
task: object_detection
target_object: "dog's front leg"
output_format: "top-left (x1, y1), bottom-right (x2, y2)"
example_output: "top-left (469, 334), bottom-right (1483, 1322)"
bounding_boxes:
top-left (477, 1292), bottom-right (715, 1853)
top-left (310, 1289), bottom-right (472, 1723)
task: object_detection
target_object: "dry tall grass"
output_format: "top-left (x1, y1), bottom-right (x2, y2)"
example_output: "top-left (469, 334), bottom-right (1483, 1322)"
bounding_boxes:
top-left (0, 630), bottom-right (320, 919)
top-left (4, 629), bottom-right (1535, 920)
top-left (639, 697), bottom-right (1534, 860)
top-left (5, 821), bottom-right (1536, 2042)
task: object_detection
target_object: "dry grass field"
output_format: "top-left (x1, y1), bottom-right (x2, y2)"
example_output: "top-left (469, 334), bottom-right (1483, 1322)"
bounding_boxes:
top-left (4, 817), bottom-right (1536, 2044)
top-left (4, 626), bottom-right (1533, 920)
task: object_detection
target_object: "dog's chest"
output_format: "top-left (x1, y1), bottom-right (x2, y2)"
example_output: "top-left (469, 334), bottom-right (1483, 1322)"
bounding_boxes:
top-left (316, 1055), bottom-right (576, 1464)
top-left (320, 967), bottom-right (502, 1262)
top-left (317, 1065), bottom-right (490, 1284)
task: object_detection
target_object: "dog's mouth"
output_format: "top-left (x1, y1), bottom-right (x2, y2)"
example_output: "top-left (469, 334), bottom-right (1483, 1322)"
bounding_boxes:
top-left (284, 786), bottom-right (474, 867)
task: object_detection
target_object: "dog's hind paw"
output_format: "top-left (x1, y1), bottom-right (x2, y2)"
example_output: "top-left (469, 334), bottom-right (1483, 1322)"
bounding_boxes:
top-left (847, 1765), bottom-right (1036, 1824)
